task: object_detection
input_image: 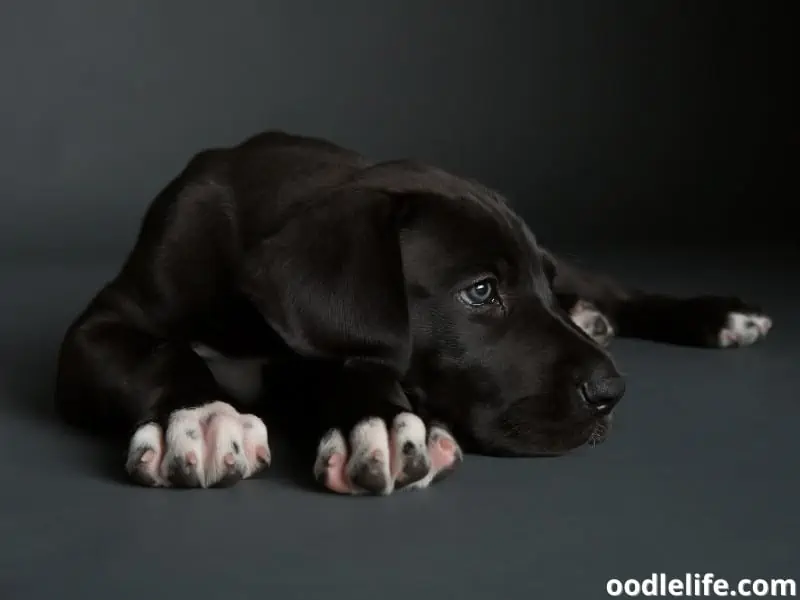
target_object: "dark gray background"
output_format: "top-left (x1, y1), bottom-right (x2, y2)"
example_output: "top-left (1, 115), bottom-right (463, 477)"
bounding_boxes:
top-left (1, 1), bottom-right (797, 598)
top-left (1, 0), bottom-right (795, 260)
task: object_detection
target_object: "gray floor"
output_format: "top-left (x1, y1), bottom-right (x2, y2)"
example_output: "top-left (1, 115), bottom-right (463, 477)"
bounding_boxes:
top-left (1, 247), bottom-right (797, 599)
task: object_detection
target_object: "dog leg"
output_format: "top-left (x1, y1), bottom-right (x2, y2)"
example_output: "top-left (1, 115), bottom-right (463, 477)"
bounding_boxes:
top-left (56, 306), bottom-right (270, 489)
top-left (544, 250), bottom-right (773, 349)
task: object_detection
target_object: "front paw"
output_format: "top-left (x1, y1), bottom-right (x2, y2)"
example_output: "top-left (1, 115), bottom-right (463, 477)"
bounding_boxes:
top-left (126, 401), bottom-right (270, 488)
top-left (312, 413), bottom-right (462, 496)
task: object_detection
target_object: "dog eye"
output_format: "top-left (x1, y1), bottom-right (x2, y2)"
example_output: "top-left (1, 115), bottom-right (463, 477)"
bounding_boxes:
top-left (458, 278), bottom-right (499, 307)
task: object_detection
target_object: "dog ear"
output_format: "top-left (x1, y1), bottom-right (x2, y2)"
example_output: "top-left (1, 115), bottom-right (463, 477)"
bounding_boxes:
top-left (240, 188), bottom-right (410, 376)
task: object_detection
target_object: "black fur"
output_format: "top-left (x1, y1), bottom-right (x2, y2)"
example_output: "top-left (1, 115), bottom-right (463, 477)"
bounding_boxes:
top-left (54, 131), bottom-right (769, 476)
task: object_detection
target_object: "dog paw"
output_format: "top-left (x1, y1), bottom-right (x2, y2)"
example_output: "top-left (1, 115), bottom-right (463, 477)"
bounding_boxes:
top-left (678, 296), bottom-right (773, 348)
top-left (125, 401), bottom-right (270, 488)
top-left (312, 413), bottom-right (462, 496)
top-left (717, 310), bottom-right (773, 348)
top-left (570, 300), bottom-right (614, 346)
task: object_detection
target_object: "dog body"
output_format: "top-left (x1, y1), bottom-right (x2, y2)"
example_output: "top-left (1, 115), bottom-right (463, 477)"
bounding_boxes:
top-left (55, 131), bottom-right (772, 495)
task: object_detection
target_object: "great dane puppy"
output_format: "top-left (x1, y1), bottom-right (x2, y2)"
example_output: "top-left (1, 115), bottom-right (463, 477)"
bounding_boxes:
top-left (55, 131), bottom-right (772, 495)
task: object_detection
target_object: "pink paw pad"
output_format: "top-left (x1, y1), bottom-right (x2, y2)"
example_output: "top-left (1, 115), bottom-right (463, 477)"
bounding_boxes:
top-left (321, 449), bottom-right (352, 495)
top-left (426, 426), bottom-right (463, 484)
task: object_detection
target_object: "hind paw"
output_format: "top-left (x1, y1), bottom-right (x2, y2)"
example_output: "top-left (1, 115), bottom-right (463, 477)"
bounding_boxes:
top-left (570, 300), bottom-right (614, 346)
top-left (717, 310), bottom-right (772, 348)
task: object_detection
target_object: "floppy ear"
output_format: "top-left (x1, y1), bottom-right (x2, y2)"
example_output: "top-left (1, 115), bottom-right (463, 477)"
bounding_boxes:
top-left (240, 188), bottom-right (411, 376)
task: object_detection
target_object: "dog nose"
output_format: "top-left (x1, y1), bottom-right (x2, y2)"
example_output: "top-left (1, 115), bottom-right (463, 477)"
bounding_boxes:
top-left (579, 363), bottom-right (625, 414)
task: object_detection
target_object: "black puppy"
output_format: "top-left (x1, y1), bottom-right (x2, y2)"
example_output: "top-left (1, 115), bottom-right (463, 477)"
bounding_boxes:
top-left (55, 131), bottom-right (772, 495)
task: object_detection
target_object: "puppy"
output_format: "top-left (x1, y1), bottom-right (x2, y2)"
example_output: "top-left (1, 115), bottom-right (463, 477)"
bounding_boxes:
top-left (54, 131), bottom-right (772, 495)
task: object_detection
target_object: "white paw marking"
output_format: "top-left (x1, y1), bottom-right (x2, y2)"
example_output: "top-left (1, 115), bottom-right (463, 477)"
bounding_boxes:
top-left (313, 413), bottom-right (462, 496)
top-left (718, 312), bottom-right (773, 348)
top-left (400, 425), bottom-right (460, 491)
top-left (163, 406), bottom-right (210, 484)
top-left (313, 429), bottom-right (347, 483)
top-left (126, 401), bottom-right (270, 488)
top-left (390, 413), bottom-right (429, 486)
top-left (239, 414), bottom-right (271, 477)
top-left (126, 422), bottom-right (168, 486)
top-left (191, 344), bottom-right (267, 405)
top-left (348, 417), bottom-right (393, 495)
top-left (570, 300), bottom-right (614, 346)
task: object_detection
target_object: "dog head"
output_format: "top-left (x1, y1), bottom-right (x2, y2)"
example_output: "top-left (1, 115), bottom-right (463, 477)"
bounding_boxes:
top-left (245, 160), bottom-right (624, 456)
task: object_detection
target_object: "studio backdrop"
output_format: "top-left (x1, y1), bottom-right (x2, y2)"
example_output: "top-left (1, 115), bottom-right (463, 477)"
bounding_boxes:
top-left (0, 0), bottom-right (791, 261)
